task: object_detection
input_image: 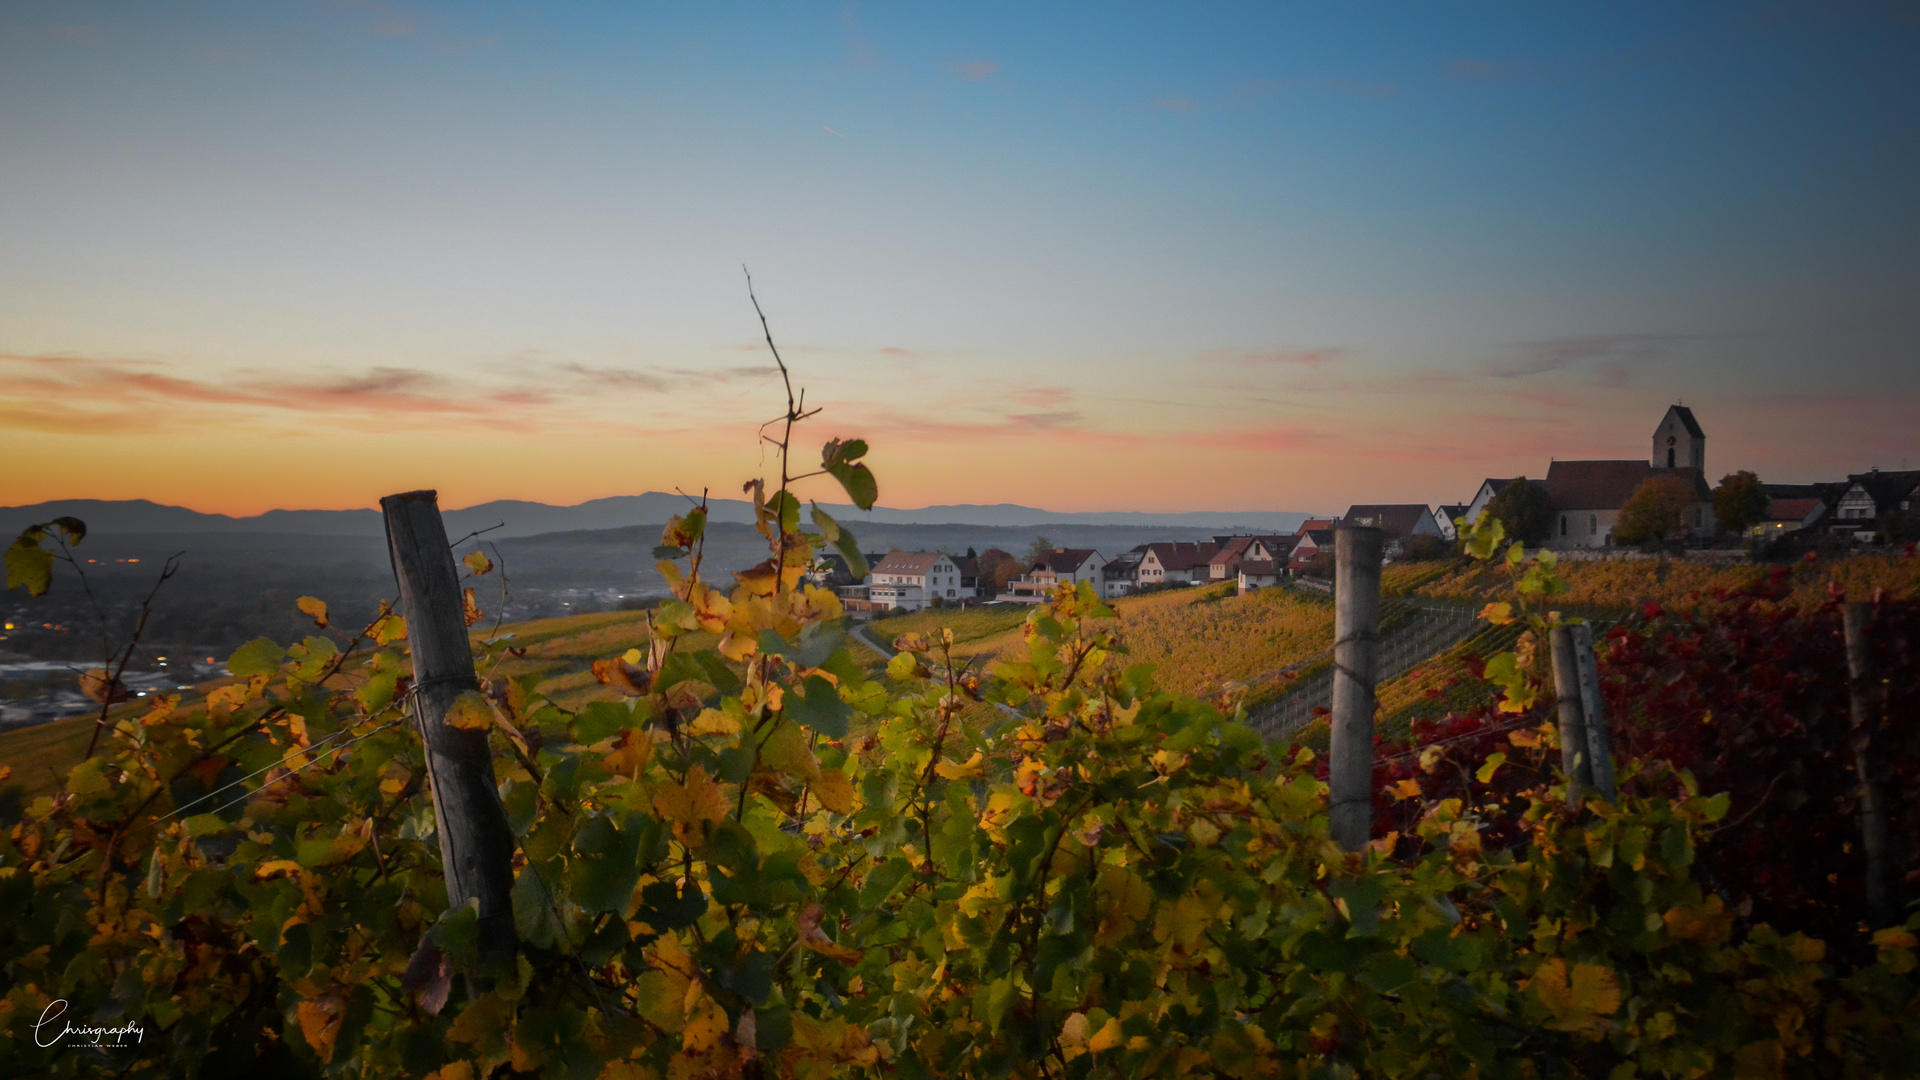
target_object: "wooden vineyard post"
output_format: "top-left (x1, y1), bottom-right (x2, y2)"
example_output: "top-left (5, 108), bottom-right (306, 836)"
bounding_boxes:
top-left (1329, 525), bottom-right (1384, 852)
top-left (1550, 624), bottom-right (1591, 804)
top-left (1549, 623), bottom-right (1615, 805)
top-left (1570, 622), bottom-right (1615, 801)
top-left (1842, 602), bottom-right (1894, 928)
top-left (382, 490), bottom-right (519, 968)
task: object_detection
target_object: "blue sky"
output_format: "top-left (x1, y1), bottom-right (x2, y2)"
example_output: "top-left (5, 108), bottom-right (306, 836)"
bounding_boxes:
top-left (2, 1), bottom-right (1915, 513)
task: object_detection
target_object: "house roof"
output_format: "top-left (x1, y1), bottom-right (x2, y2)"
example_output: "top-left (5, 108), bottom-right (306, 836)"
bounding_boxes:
top-left (1436, 503), bottom-right (1468, 519)
top-left (1847, 470), bottom-right (1920, 515)
top-left (1209, 536), bottom-right (1259, 564)
top-left (871, 551), bottom-right (948, 576)
top-left (1303, 529), bottom-right (1335, 545)
top-left (1664, 404), bottom-right (1705, 438)
top-left (1545, 460), bottom-right (1654, 511)
top-left (1239, 559), bottom-right (1280, 576)
top-left (1295, 518), bottom-right (1338, 534)
top-left (1033, 548), bottom-right (1099, 574)
top-left (1764, 482), bottom-right (1840, 502)
top-left (1255, 534), bottom-right (1301, 559)
top-left (1765, 498), bottom-right (1824, 523)
top-left (1548, 461), bottom-right (1712, 510)
top-left (1341, 504), bottom-right (1436, 538)
top-left (1139, 541), bottom-right (1217, 571)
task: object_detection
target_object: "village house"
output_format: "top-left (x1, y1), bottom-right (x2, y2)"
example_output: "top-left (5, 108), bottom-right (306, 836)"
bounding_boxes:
top-left (1340, 504), bottom-right (1444, 558)
top-left (999, 548), bottom-right (1108, 603)
top-left (1102, 550), bottom-right (1144, 597)
top-left (1287, 525), bottom-right (1337, 575)
top-left (1132, 541), bottom-right (1217, 587)
top-left (867, 551), bottom-right (967, 612)
top-left (1751, 495), bottom-right (1827, 538)
top-left (1236, 558), bottom-right (1284, 594)
top-left (1207, 535), bottom-right (1296, 580)
top-left (1434, 505), bottom-right (1468, 540)
top-left (1827, 469), bottom-right (1920, 542)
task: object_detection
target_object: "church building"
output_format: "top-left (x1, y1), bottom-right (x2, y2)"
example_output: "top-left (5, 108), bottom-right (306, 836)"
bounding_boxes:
top-left (1538, 405), bottom-right (1715, 550)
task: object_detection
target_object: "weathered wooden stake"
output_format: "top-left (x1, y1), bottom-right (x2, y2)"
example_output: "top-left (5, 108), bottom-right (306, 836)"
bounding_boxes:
top-left (1842, 602), bottom-right (1894, 928)
top-left (382, 490), bottom-right (518, 968)
top-left (1549, 625), bottom-right (1591, 804)
top-left (1570, 622), bottom-right (1615, 802)
top-left (1329, 525), bottom-right (1384, 852)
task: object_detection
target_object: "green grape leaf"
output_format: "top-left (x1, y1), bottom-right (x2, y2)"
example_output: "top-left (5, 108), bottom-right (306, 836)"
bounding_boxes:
top-left (788, 674), bottom-right (851, 738)
top-left (226, 638), bottom-right (287, 678)
top-left (571, 813), bottom-right (644, 914)
top-left (4, 532), bottom-right (53, 596)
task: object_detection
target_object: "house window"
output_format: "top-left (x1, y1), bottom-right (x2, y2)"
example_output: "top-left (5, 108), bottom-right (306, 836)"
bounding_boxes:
top-left (1589, 515), bottom-right (1597, 535)
top-left (1560, 515), bottom-right (1568, 537)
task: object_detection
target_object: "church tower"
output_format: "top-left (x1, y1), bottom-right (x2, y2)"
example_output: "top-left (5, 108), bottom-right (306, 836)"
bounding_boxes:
top-left (1652, 404), bottom-right (1705, 474)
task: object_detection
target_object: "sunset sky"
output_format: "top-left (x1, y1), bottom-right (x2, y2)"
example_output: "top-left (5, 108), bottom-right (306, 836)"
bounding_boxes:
top-left (3, 2), bottom-right (1916, 517)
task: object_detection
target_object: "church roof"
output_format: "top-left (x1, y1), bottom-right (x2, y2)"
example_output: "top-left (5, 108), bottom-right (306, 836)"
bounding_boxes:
top-left (1665, 405), bottom-right (1704, 438)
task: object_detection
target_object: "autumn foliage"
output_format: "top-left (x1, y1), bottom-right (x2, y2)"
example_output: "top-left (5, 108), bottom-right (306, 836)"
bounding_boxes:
top-left (4, 437), bottom-right (1919, 1078)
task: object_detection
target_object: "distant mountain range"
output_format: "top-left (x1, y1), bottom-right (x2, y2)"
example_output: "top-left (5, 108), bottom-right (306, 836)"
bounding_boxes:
top-left (1, 496), bottom-right (1315, 540)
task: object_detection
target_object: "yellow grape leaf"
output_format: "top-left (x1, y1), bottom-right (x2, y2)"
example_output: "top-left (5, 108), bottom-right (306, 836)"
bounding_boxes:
top-left (0, 765), bottom-right (10, 784)
top-left (681, 990), bottom-right (730, 1054)
top-left (79, 668), bottom-right (131, 704)
top-left (1389, 778), bottom-right (1423, 800)
top-left (1478, 601), bottom-right (1515, 626)
top-left (1059, 1012), bottom-right (1089, 1052)
top-left (1087, 1017), bottom-right (1124, 1055)
top-left (811, 768), bottom-right (855, 814)
top-left (296, 596), bottom-right (330, 628)
top-left (761, 721), bottom-right (821, 783)
top-left (462, 550), bottom-right (493, 575)
top-left (462, 588), bottom-right (483, 628)
top-left (690, 583), bottom-right (732, 633)
top-left (140, 694), bottom-right (181, 728)
top-left (373, 613), bottom-right (407, 646)
top-left (425, 1062), bottom-right (478, 1080)
top-left (253, 859), bottom-right (305, 881)
top-left (653, 765), bottom-right (730, 843)
top-left (934, 751), bottom-right (987, 781)
top-left (444, 691), bottom-right (495, 733)
top-left (688, 708), bottom-right (741, 738)
top-left (591, 658), bottom-right (648, 697)
top-left (1532, 958), bottom-right (1621, 1037)
top-left (1475, 753), bottom-right (1507, 784)
top-left (604, 730), bottom-right (653, 777)
top-left (296, 995), bottom-right (344, 1063)
top-left (622, 647), bottom-right (644, 666)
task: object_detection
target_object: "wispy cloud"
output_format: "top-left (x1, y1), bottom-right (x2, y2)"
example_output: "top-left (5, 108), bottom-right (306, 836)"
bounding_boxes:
top-left (950, 59), bottom-right (999, 81)
top-left (1210, 347), bottom-right (1352, 368)
top-left (1152, 97), bottom-right (1200, 115)
top-left (1488, 334), bottom-right (1693, 379)
top-left (0, 353), bottom-right (784, 438)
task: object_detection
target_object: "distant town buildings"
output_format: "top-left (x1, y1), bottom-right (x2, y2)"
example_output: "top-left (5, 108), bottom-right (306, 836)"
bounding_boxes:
top-left (815, 402), bottom-right (1914, 619)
